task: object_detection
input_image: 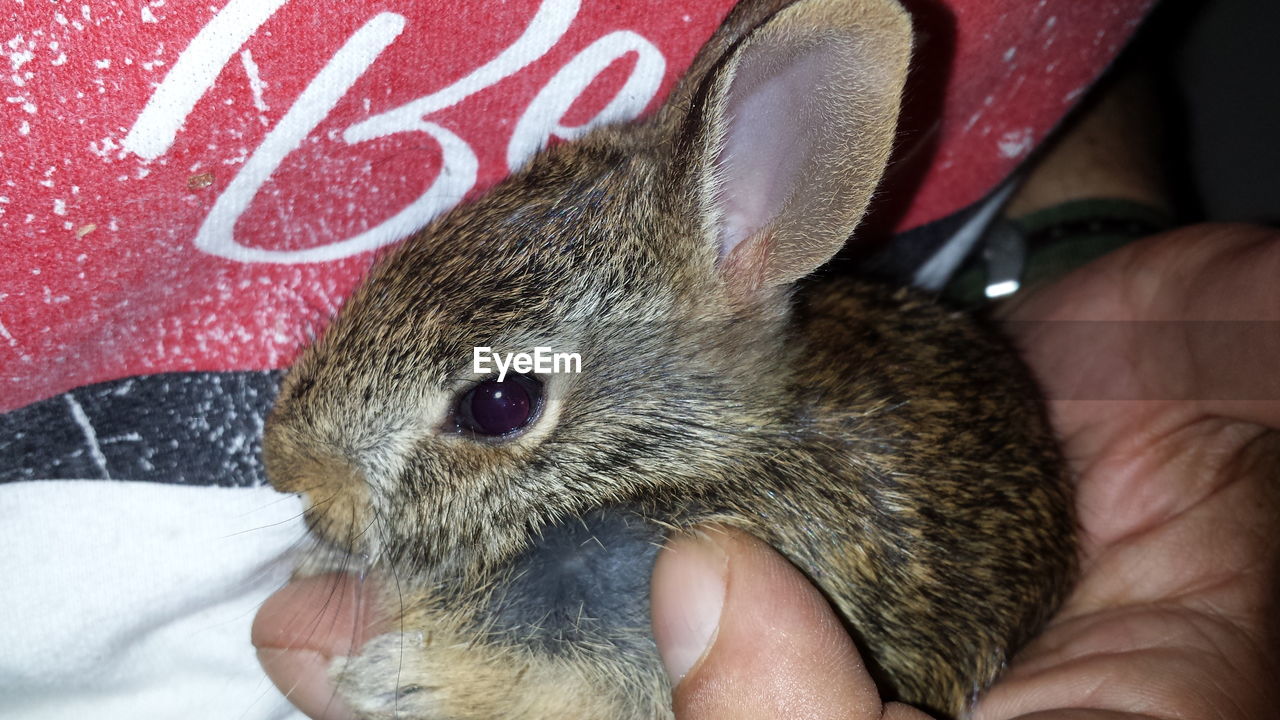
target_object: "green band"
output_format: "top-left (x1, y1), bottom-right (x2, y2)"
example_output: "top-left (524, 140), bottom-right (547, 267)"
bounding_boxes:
top-left (943, 198), bottom-right (1174, 307)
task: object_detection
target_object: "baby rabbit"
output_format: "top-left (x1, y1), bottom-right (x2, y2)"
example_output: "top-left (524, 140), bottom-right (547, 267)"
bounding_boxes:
top-left (263, 0), bottom-right (1076, 717)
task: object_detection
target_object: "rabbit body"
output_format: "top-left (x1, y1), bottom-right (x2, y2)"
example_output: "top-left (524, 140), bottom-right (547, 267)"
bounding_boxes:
top-left (263, 0), bottom-right (1076, 717)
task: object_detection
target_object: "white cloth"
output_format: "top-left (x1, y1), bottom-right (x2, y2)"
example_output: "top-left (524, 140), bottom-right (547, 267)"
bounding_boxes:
top-left (0, 480), bottom-right (309, 719)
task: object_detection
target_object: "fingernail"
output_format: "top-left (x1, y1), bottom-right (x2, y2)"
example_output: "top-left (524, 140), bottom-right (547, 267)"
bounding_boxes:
top-left (652, 531), bottom-right (728, 683)
top-left (257, 648), bottom-right (358, 720)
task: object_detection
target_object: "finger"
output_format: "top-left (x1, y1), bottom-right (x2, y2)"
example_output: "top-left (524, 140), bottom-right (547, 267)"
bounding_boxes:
top-left (650, 526), bottom-right (934, 720)
top-left (252, 573), bottom-right (380, 720)
top-left (971, 606), bottom-right (1280, 720)
top-left (1001, 223), bottom-right (1280, 431)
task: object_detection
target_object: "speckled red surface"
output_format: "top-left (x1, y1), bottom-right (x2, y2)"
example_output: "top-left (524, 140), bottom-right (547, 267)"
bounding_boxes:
top-left (0, 0), bottom-right (1153, 412)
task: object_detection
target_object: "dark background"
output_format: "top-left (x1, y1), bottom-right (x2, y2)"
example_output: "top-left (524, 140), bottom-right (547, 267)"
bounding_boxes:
top-left (1168, 0), bottom-right (1279, 224)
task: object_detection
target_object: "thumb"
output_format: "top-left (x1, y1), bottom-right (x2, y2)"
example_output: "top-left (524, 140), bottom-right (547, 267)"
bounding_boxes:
top-left (650, 526), bottom-right (933, 720)
top-left (252, 573), bottom-right (381, 720)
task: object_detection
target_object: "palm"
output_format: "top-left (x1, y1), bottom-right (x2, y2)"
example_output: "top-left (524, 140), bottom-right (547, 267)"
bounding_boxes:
top-left (972, 225), bottom-right (1280, 719)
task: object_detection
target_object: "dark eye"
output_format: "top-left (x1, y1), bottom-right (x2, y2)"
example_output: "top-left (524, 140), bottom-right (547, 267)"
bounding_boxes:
top-left (453, 374), bottom-right (543, 438)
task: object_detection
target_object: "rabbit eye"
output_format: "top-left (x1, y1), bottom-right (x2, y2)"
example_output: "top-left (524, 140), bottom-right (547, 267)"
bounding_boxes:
top-left (454, 374), bottom-right (543, 439)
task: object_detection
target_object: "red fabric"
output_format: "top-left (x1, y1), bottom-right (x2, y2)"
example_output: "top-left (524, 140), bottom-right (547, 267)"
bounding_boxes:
top-left (0, 0), bottom-right (1153, 412)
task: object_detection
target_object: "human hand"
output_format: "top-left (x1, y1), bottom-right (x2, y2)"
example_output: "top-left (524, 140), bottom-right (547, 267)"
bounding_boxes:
top-left (254, 224), bottom-right (1280, 719)
top-left (969, 224), bottom-right (1280, 719)
top-left (640, 224), bottom-right (1280, 719)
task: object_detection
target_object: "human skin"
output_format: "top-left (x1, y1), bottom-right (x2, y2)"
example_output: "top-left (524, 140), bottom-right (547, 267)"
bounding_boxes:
top-left (253, 223), bottom-right (1280, 720)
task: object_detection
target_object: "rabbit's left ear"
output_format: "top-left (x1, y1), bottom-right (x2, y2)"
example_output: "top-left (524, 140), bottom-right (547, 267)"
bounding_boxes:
top-left (679, 0), bottom-right (912, 291)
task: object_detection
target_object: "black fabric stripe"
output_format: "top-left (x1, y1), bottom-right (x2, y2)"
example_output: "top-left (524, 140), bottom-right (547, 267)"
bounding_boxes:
top-left (1, 371), bottom-right (281, 487)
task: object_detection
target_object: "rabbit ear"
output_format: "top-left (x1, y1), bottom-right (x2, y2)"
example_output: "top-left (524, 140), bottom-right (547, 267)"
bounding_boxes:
top-left (654, 1), bottom-right (797, 132)
top-left (680, 0), bottom-right (912, 291)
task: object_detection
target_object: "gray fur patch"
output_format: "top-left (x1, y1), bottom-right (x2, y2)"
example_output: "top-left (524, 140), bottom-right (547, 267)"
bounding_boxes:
top-left (487, 509), bottom-right (665, 658)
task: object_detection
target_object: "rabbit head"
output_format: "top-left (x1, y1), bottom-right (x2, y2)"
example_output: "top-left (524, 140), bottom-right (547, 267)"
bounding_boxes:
top-left (265, 0), bottom-right (912, 578)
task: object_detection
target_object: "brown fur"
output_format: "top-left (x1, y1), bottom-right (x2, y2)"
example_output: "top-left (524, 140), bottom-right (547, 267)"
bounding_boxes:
top-left (263, 0), bottom-right (1075, 717)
